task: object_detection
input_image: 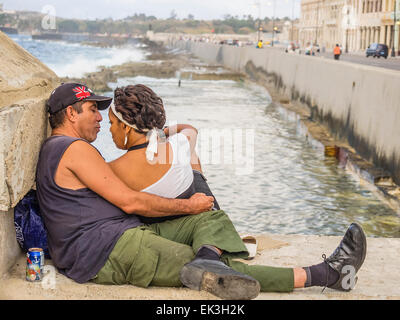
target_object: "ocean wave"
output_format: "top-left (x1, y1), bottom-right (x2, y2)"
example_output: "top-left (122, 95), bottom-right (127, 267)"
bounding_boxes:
top-left (49, 45), bottom-right (145, 78)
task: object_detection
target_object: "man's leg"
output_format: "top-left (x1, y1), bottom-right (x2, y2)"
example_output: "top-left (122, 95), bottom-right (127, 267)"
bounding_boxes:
top-left (150, 210), bottom-right (295, 293)
top-left (149, 211), bottom-right (259, 299)
top-left (93, 226), bottom-right (195, 287)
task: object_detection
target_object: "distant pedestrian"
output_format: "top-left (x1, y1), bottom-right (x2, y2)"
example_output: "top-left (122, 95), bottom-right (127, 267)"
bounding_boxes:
top-left (334, 44), bottom-right (341, 60)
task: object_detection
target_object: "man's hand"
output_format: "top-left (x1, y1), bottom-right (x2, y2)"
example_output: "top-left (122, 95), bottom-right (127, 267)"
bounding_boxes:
top-left (188, 193), bottom-right (215, 213)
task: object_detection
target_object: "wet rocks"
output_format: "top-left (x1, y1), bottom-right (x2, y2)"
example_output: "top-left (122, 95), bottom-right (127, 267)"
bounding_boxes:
top-left (59, 39), bottom-right (245, 93)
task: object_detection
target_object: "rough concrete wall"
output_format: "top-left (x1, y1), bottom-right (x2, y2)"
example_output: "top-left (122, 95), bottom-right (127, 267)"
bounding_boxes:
top-left (0, 31), bottom-right (59, 275)
top-left (0, 209), bottom-right (20, 275)
top-left (172, 40), bottom-right (400, 185)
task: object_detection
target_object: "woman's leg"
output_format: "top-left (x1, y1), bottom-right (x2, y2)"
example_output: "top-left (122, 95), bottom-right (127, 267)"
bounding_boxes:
top-left (149, 210), bottom-right (248, 257)
top-left (150, 210), bottom-right (297, 292)
top-left (223, 258), bottom-right (295, 292)
top-left (192, 170), bottom-right (221, 210)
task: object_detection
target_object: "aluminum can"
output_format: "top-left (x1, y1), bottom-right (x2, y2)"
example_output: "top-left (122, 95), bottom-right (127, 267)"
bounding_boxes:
top-left (26, 248), bottom-right (44, 282)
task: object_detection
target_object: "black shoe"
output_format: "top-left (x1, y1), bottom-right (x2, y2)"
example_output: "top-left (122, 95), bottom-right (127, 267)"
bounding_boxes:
top-left (325, 223), bottom-right (367, 291)
top-left (180, 258), bottom-right (260, 300)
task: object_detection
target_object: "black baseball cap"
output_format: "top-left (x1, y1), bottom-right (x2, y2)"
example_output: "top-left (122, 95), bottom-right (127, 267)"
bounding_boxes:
top-left (47, 83), bottom-right (112, 114)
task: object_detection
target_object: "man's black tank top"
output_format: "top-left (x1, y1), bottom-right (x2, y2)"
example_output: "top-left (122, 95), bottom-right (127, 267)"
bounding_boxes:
top-left (35, 135), bottom-right (142, 283)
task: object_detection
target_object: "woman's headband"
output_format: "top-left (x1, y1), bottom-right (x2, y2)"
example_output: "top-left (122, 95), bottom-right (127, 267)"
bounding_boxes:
top-left (110, 102), bottom-right (158, 161)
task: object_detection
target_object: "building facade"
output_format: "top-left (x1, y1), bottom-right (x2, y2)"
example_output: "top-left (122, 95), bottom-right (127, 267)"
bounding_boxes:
top-left (299, 0), bottom-right (323, 47)
top-left (299, 0), bottom-right (400, 54)
top-left (358, 0), bottom-right (400, 54)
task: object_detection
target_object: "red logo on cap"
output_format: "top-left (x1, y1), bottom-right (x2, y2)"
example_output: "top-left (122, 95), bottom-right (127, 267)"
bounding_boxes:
top-left (73, 86), bottom-right (91, 100)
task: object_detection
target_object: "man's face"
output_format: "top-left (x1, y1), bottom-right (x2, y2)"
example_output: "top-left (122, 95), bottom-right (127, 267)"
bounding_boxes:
top-left (74, 101), bottom-right (103, 142)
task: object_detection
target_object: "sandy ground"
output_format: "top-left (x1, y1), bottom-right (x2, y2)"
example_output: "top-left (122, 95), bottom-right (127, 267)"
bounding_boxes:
top-left (1, 233), bottom-right (399, 300)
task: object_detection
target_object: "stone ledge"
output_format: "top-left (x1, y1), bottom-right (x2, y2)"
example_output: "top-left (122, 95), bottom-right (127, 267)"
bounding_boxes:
top-left (0, 31), bottom-right (58, 109)
top-left (1, 233), bottom-right (399, 300)
top-left (0, 98), bottom-right (51, 210)
top-left (0, 31), bottom-right (59, 211)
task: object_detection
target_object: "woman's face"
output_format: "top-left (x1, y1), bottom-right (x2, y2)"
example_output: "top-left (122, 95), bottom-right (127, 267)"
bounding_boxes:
top-left (108, 108), bottom-right (126, 150)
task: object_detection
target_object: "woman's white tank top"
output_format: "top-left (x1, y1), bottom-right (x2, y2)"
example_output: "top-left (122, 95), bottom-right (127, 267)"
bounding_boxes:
top-left (141, 133), bottom-right (194, 198)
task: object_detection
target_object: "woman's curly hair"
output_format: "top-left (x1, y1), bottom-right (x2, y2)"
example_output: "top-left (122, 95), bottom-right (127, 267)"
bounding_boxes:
top-left (113, 84), bottom-right (166, 133)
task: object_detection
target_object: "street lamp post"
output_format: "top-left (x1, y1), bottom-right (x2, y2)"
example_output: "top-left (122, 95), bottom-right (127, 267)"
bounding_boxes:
top-left (345, 1), bottom-right (350, 53)
top-left (255, 0), bottom-right (262, 43)
top-left (313, 1), bottom-right (321, 47)
top-left (291, 0), bottom-right (295, 42)
top-left (271, 0), bottom-right (276, 46)
top-left (392, 0), bottom-right (397, 57)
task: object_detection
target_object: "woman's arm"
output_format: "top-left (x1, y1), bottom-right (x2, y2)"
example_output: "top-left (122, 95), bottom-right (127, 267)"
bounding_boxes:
top-left (163, 124), bottom-right (198, 137)
top-left (164, 124), bottom-right (203, 173)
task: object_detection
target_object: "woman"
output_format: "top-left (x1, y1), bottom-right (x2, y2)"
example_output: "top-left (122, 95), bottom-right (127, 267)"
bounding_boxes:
top-left (107, 84), bottom-right (219, 223)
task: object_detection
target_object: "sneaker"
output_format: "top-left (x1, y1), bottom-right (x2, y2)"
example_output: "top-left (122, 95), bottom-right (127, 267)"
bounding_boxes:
top-left (180, 258), bottom-right (260, 300)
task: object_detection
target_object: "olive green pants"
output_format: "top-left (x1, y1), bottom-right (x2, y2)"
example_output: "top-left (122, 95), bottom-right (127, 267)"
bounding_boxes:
top-left (92, 210), bottom-right (294, 292)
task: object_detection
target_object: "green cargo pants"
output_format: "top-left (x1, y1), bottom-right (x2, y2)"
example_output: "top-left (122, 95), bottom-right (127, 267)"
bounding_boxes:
top-left (92, 210), bottom-right (294, 292)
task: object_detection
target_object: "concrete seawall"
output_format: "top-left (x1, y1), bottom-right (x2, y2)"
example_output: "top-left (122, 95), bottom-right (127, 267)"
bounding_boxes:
top-left (170, 40), bottom-right (400, 188)
top-left (0, 31), bottom-right (58, 276)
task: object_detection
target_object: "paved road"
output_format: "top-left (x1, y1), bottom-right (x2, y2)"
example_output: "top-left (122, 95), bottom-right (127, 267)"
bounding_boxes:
top-left (264, 45), bottom-right (400, 71)
top-left (309, 51), bottom-right (400, 71)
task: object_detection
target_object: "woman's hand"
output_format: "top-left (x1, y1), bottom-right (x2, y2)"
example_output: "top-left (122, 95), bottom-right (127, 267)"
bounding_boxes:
top-left (187, 193), bottom-right (215, 214)
top-left (163, 124), bottom-right (198, 137)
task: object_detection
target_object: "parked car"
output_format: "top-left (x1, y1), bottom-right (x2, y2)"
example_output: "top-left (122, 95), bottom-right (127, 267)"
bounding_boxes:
top-left (366, 43), bottom-right (388, 59)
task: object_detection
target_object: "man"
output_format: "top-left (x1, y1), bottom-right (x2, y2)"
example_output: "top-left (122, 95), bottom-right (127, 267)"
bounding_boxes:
top-left (36, 83), bottom-right (367, 300)
top-left (334, 44), bottom-right (342, 60)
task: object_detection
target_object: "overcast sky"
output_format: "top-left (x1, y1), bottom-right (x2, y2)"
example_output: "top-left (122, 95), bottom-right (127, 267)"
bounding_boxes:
top-left (1, 0), bottom-right (301, 20)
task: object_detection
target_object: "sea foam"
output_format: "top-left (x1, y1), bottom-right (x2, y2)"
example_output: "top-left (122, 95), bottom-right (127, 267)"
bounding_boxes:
top-left (49, 45), bottom-right (145, 78)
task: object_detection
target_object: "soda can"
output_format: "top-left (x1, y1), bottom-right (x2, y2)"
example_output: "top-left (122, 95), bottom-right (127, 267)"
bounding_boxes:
top-left (26, 248), bottom-right (44, 282)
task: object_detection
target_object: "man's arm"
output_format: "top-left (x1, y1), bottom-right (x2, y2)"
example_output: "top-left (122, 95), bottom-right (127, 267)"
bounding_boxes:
top-left (62, 140), bottom-right (214, 216)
